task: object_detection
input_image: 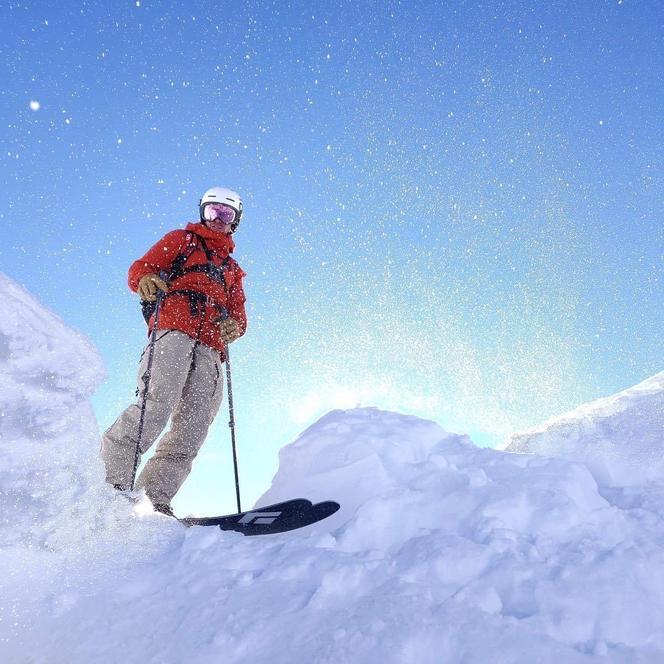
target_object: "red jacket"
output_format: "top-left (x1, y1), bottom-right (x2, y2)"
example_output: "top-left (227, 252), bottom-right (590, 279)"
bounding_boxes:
top-left (128, 222), bottom-right (247, 353)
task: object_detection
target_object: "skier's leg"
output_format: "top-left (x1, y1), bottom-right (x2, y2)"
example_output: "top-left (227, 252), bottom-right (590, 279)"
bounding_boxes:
top-left (136, 344), bottom-right (224, 506)
top-left (101, 330), bottom-right (197, 488)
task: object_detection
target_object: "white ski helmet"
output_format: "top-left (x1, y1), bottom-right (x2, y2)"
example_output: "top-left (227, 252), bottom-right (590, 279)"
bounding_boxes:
top-left (199, 186), bottom-right (243, 232)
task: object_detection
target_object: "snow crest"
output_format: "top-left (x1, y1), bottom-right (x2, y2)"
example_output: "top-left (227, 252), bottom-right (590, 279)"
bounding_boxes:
top-left (507, 372), bottom-right (664, 487)
top-left (0, 272), bottom-right (107, 550)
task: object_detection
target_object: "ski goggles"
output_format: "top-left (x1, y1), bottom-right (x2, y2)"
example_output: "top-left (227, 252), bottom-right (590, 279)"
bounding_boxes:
top-left (203, 203), bottom-right (237, 225)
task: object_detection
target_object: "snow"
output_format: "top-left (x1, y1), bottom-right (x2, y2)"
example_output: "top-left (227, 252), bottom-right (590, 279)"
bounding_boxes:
top-left (506, 372), bottom-right (664, 487)
top-left (0, 272), bottom-right (105, 550)
top-left (1, 271), bottom-right (664, 663)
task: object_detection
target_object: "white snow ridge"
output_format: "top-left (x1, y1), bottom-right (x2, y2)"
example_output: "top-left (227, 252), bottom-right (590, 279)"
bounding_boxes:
top-left (0, 272), bottom-right (106, 550)
top-left (1, 270), bottom-right (664, 663)
top-left (507, 372), bottom-right (664, 487)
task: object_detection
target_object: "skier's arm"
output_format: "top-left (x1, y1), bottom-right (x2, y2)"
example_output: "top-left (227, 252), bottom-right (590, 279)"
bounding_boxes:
top-left (227, 265), bottom-right (248, 337)
top-left (127, 230), bottom-right (188, 293)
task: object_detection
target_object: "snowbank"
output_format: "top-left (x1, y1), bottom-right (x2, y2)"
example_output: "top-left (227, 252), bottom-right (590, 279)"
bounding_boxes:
top-left (0, 272), bottom-right (106, 551)
top-left (7, 404), bottom-right (662, 663)
top-left (506, 372), bottom-right (664, 487)
top-left (2, 272), bottom-right (664, 663)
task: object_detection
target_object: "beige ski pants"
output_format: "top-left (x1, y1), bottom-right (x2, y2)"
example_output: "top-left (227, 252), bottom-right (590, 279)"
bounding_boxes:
top-left (101, 329), bottom-right (225, 505)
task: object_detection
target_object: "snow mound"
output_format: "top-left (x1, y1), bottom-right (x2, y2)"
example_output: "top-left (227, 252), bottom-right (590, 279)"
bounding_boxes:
top-left (13, 404), bottom-right (661, 663)
top-left (0, 272), bottom-right (109, 550)
top-left (506, 372), bottom-right (664, 487)
top-left (258, 408), bottom-right (608, 552)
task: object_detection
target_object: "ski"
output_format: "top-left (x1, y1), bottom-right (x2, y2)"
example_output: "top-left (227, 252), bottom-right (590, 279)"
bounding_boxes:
top-left (180, 498), bottom-right (340, 536)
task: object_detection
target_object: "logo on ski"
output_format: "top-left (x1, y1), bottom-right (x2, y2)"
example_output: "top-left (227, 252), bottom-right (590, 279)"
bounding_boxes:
top-left (238, 511), bottom-right (282, 526)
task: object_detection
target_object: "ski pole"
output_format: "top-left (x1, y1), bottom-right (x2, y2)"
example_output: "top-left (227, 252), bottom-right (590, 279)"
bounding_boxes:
top-left (219, 309), bottom-right (242, 514)
top-left (130, 286), bottom-right (166, 491)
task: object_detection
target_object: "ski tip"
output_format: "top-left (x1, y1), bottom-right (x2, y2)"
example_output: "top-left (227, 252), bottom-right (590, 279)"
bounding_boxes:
top-left (315, 500), bottom-right (341, 517)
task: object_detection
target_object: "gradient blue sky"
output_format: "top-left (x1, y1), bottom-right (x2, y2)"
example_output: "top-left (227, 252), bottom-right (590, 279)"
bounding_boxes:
top-left (1, 1), bottom-right (662, 515)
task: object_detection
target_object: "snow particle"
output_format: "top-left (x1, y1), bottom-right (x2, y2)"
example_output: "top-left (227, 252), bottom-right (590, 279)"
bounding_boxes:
top-left (29, 100), bottom-right (41, 111)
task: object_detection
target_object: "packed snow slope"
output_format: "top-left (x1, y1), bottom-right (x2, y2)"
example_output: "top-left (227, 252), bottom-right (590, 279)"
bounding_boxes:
top-left (1, 271), bottom-right (664, 663)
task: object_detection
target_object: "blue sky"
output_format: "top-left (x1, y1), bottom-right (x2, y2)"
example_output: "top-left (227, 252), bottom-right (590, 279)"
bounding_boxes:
top-left (1, 0), bottom-right (662, 515)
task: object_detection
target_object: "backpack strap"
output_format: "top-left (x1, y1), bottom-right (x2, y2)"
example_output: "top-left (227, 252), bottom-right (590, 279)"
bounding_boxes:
top-left (167, 232), bottom-right (200, 281)
top-left (171, 232), bottom-right (232, 290)
top-left (193, 233), bottom-right (214, 261)
top-left (141, 231), bottom-right (233, 324)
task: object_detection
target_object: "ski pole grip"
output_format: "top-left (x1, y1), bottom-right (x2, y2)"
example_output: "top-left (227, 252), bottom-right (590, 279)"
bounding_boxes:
top-left (153, 271), bottom-right (169, 306)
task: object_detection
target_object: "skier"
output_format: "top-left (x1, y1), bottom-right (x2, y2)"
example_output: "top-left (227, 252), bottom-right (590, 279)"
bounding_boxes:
top-left (101, 187), bottom-right (247, 517)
